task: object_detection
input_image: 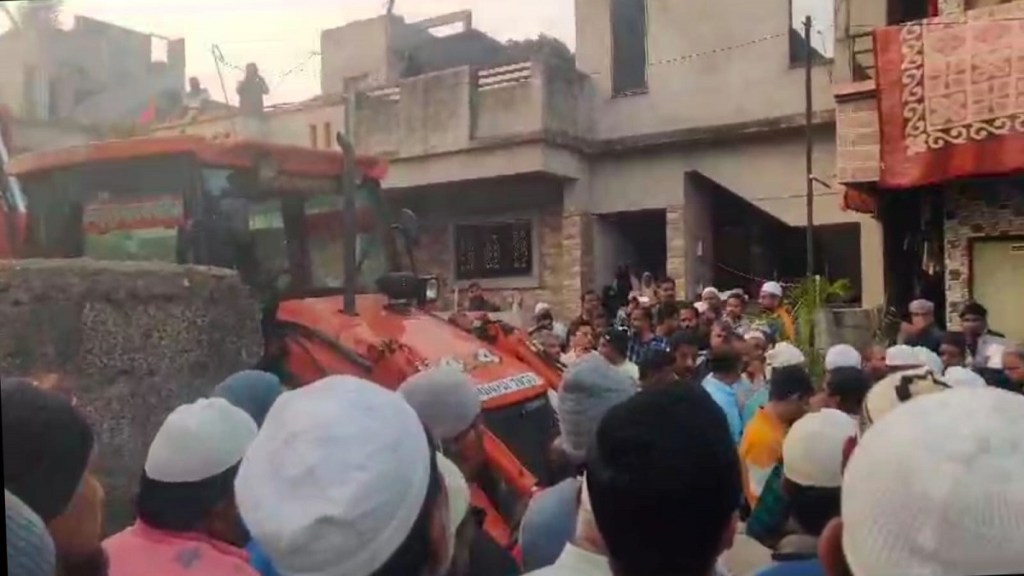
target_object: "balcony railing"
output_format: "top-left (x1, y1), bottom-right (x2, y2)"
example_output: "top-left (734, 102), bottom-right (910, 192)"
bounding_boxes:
top-left (849, 30), bottom-right (876, 82)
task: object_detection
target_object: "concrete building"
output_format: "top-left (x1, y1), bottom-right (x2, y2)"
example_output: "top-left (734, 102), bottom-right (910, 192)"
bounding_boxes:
top-left (152, 3), bottom-right (886, 316)
top-left (0, 15), bottom-right (185, 152)
top-left (833, 0), bottom-right (1024, 341)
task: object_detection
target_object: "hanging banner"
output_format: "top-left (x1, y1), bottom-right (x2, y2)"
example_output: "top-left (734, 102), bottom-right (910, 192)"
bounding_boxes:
top-left (83, 195), bottom-right (184, 235)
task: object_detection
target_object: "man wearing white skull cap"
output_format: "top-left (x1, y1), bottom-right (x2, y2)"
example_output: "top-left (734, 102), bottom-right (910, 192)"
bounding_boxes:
top-left (818, 388), bottom-right (1024, 576)
top-left (235, 376), bottom-right (455, 576)
top-left (104, 398), bottom-right (260, 576)
top-left (758, 282), bottom-right (795, 342)
top-left (823, 345), bottom-right (861, 372)
top-left (398, 368), bottom-right (520, 575)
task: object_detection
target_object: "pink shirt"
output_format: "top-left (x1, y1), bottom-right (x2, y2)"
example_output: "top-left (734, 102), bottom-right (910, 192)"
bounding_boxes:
top-left (104, 522), bottom-right (258, 576)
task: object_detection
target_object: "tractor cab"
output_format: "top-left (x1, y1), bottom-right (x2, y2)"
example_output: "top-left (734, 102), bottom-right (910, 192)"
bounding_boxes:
top-left (6, 136), bottom-right (432, 301)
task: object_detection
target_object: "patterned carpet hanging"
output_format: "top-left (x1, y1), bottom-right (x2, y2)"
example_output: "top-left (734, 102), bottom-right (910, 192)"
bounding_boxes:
top-left (875, 2), bottom-right (1024, 188)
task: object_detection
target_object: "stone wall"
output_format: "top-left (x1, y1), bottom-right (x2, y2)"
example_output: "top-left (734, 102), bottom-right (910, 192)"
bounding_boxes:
top-left (944, 185), bottom-right (1024, 325)
top-left (0, 260), bottom-right (263, 533)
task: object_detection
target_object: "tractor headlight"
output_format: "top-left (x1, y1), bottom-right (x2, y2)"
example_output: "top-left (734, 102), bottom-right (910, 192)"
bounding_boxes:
top-left (423, 277), bottom-right (440, 303)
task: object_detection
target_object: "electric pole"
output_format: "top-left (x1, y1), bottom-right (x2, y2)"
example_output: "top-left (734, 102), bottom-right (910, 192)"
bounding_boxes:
top-left (803, 15), bottom-right (815, 279)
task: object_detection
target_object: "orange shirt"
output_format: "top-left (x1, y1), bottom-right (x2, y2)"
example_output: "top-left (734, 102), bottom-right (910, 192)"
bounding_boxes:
top-left (775, 308), bottom-right (796, 342)
top-left (738, 406), bottom-right (786, 508)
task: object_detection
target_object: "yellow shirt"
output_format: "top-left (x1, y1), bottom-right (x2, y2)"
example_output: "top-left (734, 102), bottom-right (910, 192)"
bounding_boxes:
top-left (738, 406), bottom-right (786, 508)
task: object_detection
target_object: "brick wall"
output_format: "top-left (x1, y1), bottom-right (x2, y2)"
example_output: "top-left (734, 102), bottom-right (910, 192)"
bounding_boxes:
top-left (944, 185), bottom-right (1024, 325)
top-left (835, 87), bottom-right (881, 184)
top-left (666, 205), bottom-right (687, 290)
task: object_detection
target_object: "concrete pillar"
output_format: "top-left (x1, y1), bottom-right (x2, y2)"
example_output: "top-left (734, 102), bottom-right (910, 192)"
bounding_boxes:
top-left (666, 205), bottom-right (686, 290)
top-left (859, 217), bottom-right (885, 309)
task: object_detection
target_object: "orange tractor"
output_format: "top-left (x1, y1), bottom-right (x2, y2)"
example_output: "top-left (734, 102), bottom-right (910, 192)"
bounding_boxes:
top-left (3, 133), bottom-right (562, 551)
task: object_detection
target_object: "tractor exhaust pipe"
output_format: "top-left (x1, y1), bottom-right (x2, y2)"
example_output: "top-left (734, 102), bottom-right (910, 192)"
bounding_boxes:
top-left (337, 92), bottom-right (358, 316)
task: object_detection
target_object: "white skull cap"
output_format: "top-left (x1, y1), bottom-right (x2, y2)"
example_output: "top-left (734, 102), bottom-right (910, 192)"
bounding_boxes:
top-left (843, 388), bottom-right (1024, 576)
top-left (236, 376), bottom-right (433, 576)
top-left (145, 398), bottom-right (258, 483)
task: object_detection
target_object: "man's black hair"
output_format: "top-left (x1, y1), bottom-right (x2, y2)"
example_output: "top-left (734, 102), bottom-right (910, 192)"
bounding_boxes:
top-left (768, 365), bottom-right (815, 402)
top-left (668, 329), bottom-right (702, 353)
top-left (725, 291), bottom-right (746, 304)
top-left (467, 281), bottom-right (482, 290)
top-left (373, 432), bottom-right (443, 576)
top-left (785, 484), bottom-right (841, 537)
top-left (568, 318), bottom-right (593, 339)
top-left (959, 301), bottom-right (988, 319)
top-left (638, 346), bottom-right (675, 381)
top-left (581, 289), bottom-right (599, 302)
top-left (632, 305), bottom-right (654, 325)
top-left (707, 344), bottom-right (743, 375)
top-left (940, 331), bottom-right (967, 353)
top-left (586, 387), bottom-right (741, 576)
top-left (677, 301), bottom-right (698, 316)
top-left (136, 464), bottom-right (240, 532)
top-left (658, 301), bottom-right (680, 324)
top-left (825, 366), bottom-right (870, 415)
top-left (603, 328), bottom-right (630, 358)
top-left (660, 277), bottom-right (676, 288)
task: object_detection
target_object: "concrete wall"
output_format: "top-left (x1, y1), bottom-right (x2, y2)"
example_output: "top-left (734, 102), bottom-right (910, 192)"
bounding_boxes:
top-left (575, 0), bottom-right (835, 140)
top-left (150, 102), bottom-right (346, 148)
top-left (580, 130), bottom-right (885, 306)
top-left (586, 129), bottom-right (839, 222)
top-left (320, 16), bottom-right (397, 94)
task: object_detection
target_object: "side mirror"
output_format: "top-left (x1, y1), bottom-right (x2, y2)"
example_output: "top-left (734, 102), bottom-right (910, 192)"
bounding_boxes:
top-left (395, 208), bottom-right (420, 247)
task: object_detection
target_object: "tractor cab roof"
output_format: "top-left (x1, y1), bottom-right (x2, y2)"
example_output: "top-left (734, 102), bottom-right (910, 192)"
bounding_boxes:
top-left (7, 135), bottom-right (388, 181)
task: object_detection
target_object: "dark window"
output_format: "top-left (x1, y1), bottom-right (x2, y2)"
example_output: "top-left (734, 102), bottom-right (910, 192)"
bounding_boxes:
top-left (888, 0), bottom-right (930, 24)
top-left (611, 0), bottom-right (648, 96)
top-left (789, 0), bottom-right (834, 65)
top-left (454, 220), bottom-right (533, 280)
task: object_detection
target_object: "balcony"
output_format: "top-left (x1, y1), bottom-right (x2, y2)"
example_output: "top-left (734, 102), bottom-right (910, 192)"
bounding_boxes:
top-left (150, 59), bottom-right (591, 164)
top-left (353, 60), bottom-right (591, 158)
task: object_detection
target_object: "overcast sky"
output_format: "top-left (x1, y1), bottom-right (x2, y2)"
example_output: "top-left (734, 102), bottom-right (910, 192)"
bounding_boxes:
top-left (791, 0), bottom-right (835, 58)
top-left (12, 0), bottom-right (575, 104)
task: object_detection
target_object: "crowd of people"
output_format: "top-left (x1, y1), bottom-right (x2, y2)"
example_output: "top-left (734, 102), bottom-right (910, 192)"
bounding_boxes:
top-left (5, 276), bottom-right (1024, 576)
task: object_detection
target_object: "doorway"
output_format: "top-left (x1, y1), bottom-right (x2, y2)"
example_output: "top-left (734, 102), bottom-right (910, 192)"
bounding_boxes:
top-left (595, 209), bottom-right (667, 282)
top-left (971, 237), bottom-right (1024, 341)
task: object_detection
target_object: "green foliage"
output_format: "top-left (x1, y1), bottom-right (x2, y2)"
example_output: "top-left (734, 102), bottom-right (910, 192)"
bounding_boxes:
top-left (503, 34), bottom-right (576, 69)
top-left (784, 276), bottom-right (853, 381)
